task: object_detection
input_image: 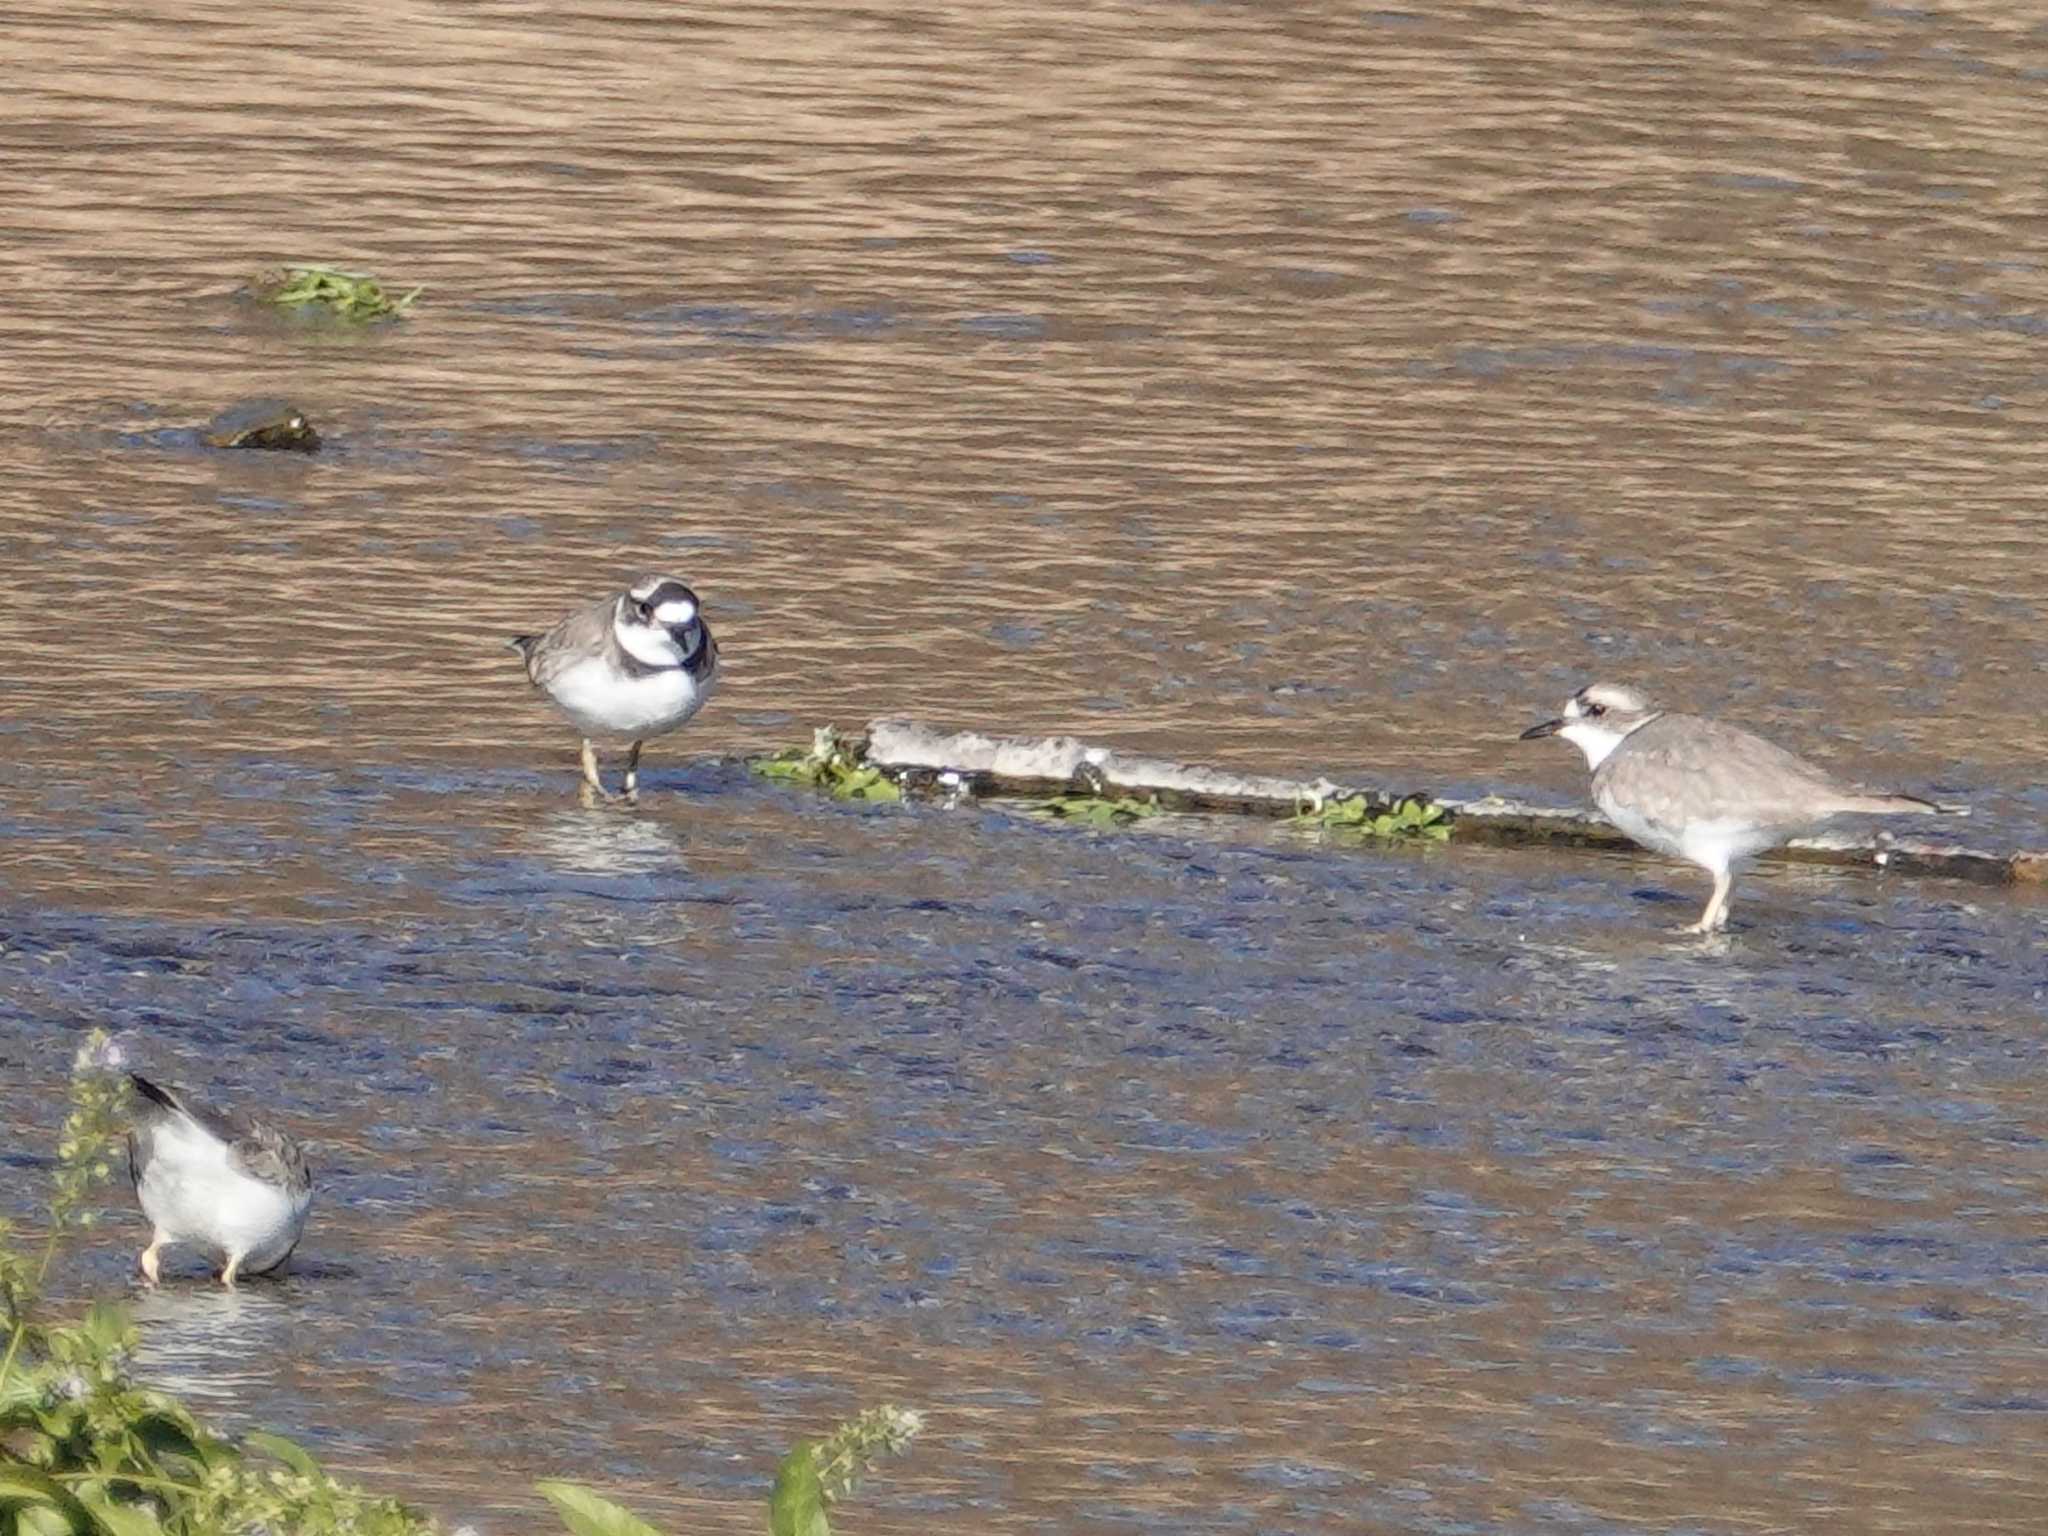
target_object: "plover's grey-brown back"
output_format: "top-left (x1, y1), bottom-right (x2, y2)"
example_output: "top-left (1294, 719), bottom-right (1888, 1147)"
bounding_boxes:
top-left (1521, 682), bottom-right (1963, 932)
top-left (512, 573), bottom-right (720, 802)
top-left (127, 1074), bottom-right (312, 1288)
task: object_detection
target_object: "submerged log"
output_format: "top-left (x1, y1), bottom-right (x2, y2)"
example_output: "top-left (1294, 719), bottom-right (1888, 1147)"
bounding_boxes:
top-left (863, 718), bottom-right (2045, 887)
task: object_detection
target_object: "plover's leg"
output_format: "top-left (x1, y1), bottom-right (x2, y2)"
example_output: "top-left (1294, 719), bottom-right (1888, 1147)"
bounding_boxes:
top-left (579, 739), bottom-right (607, 797)
top-left (219, 1252), bottom-right (242, 1290)
top-left (623, 741), bottom-right (643, 802)
top-left (1686, 870), bottom-right (1733, 934)
top-left (138, 1235), bottom-right (164, 1286)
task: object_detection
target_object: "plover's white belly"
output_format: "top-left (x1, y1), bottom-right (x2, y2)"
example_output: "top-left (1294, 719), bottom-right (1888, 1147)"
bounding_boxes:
top-left (1597, 786), bottom-right (1785, 876)
top-left (1679, 816), bottom-right (1794, 872)
top-left (137, 1124), bottom-right (308, 1269)
top-left (545, 658), bottom-right (713, 742)
top-left (1594, 789), bottom-right (1688, 863)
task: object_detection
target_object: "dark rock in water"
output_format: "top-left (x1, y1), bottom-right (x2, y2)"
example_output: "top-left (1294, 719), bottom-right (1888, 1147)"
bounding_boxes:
top-left (202, 399), bottom-right (320, 452)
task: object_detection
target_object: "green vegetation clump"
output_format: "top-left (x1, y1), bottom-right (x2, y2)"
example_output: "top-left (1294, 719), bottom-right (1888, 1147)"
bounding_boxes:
top-left (256, 265), bottom-right (420, 322)
top-left (1290, 791), bottom-right (1451, 841)
top-left (751, 728), bottom-right (902, 803)
top-left (3, 1033), bottom-right (919, 1536)
top-left (1026, 793), bottom-right (1159, 827)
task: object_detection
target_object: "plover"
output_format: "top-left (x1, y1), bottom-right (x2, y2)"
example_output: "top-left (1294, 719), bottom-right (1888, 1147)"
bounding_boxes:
top-left (1521, 682), bottom-right (1963, 932)
top-left (512, 574), bottom-right (720, 800)
top-left (127, 1074), bottom-right (313, 1288)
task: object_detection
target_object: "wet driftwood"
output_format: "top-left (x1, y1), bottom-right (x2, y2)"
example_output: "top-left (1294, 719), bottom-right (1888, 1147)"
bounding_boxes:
top-left (863, 718), bottom-right (2046, 887)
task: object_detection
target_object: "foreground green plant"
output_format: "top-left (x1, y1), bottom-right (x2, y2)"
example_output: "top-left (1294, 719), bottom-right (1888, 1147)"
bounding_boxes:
top-left (1289, 791), bottom-right (1451, 841)
top-left (538, 1404), bottom-right (922, 1536)
top-left (1025, 793), bottom-right (1159, 827)
top-left (751, 728), bottom-right (901, 803)
top-left (255, 264), bottom-right (420, 322)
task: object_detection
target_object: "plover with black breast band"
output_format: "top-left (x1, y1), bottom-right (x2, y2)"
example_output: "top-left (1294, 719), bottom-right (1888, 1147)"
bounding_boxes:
top-left (128, 1074), bottom-right (313, 1288)
top-left (512, 574), bottom-right (720, 801)
top-left (1521, 682), bottom-right (1965, 933)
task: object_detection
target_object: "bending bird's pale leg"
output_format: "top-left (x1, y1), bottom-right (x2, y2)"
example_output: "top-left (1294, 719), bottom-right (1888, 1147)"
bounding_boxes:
top-left (139, 1237), bottom-right (163, 1287)
top-left (219, 1253), bottom-right (242, 1290)
top-left (1686, 870), bottom-right (1734, 934)
top-left (623, 741), bottom-right (643, 802)
top-left (579, 739), bottom-right (607, 797)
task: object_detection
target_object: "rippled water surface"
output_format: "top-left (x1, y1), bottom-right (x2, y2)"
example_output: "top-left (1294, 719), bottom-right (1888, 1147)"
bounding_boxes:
top-left (5, 2), bottom-right (2047, 1532)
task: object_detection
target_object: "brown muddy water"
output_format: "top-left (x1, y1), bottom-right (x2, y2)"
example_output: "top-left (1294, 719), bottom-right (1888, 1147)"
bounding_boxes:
top-left (5, 3), bottom-right (2048, 1533)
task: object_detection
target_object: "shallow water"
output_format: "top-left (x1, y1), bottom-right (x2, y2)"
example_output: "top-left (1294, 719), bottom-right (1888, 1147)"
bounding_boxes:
top-left (5, 1), bottom-right (2048, 1532)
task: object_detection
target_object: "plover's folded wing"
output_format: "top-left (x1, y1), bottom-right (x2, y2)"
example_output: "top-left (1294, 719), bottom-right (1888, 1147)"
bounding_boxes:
top-left (519, 595), bottom-right (616, 690)
top-left (230, 1122), bottom-right (313, 1196)
top-left (1599, 714), bottom-right (1848, 836)
top-left (689, 625), bottom-right (719, 682)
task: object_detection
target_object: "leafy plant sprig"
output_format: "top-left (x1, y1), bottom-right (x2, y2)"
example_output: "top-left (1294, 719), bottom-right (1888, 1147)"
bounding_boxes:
top-left (537, 1404), bottom-right (923, 1536)
top-left (788, 1404), bottom-right (924, 1523)
top-left (0, 1031), bottom-right (127, 1383)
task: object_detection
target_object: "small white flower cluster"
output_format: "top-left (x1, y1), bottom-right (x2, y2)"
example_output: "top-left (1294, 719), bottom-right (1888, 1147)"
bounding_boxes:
top-left (875, 1405), bottom-right (925, 1446)
top-left (72, 1030), bottom-right (128, 1075)
top-left (813, 1403), bottom-right (926, 1507)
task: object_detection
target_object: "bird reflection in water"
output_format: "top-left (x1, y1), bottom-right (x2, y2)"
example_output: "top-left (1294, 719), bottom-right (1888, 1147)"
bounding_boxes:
top-left (525, 807), bottom-right (686, 878)
top-left (128, 1284), bottom-right (296, 1408)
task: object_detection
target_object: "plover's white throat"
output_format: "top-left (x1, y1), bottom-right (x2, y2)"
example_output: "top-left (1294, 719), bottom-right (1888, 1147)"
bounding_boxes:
top-left (1521, 682), bottom-right (1965, 933)
top-left (512, 574), bottom-right (720, 801)
top-left (128, 1074), bottom-right (313, 1288)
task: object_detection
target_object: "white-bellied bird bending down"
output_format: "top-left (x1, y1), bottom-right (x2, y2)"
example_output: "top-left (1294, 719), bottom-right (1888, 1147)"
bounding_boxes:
top-left (127, 1074), bottom-right (312, 1288)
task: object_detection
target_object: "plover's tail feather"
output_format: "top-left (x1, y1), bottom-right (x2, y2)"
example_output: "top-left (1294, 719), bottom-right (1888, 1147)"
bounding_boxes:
top-left (508, 634), bottom-right (538, 659)
top-left (129, 1073), bottom-right (181, 1114)
top-left (1833, 790), bottom-right (1966, 817)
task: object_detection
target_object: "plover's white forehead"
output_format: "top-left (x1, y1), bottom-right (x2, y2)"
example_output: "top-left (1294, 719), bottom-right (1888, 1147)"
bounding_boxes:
top-left (623, 575), bottom-right (703, 624)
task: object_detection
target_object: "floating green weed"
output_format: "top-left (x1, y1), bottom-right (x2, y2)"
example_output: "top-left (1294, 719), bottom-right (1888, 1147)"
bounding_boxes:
top-left (751, 727), bottom-right (902, 803)
top-left (1290, 792), bottom-right (1451, 841)
top-left (257, 264), bottom-right (420, 322)
top-left (1027, 793), bottom-right (1160, 827)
